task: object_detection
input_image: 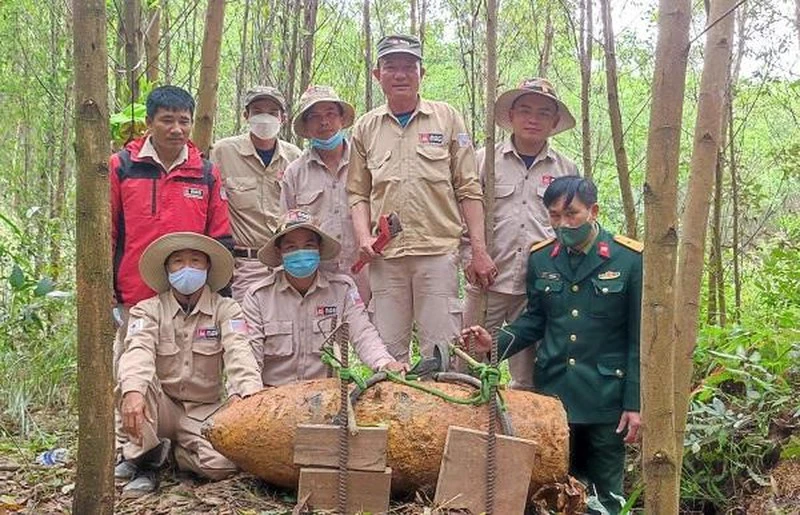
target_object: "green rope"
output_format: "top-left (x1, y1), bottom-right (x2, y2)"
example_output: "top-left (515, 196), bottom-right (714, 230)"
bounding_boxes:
top-left (384, 362), bottom-right (506, 411)
top-left (320, 345), bottom-right (367, 390)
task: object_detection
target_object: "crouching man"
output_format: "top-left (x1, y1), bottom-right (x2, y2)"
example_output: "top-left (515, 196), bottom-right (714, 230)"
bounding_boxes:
top-left (116, 232), bottom-right (263, 496)
top-left (242, 210), bottom-right (407, 386)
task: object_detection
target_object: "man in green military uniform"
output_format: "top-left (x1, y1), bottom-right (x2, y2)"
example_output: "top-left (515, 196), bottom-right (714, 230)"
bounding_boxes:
top-left (463, 176), bottom-right (642, 514)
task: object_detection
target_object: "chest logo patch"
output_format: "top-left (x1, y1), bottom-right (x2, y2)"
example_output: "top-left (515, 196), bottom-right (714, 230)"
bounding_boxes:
top-left (419, 132), bottom-right (445, 146)
top-left (184, 187), bottom-right (205, 200)
top-left (196, 326), bottom-right (220, 340)
top-left (540, 175), bottom-right (554, 186)
top-left (597, 271), bottom-right (621, 280)
top-left (316, 305), bottom-right (338, 317)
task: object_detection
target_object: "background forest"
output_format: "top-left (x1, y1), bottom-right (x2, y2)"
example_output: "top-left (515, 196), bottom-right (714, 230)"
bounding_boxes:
top-left (1, 0), bottom-right (799, 512)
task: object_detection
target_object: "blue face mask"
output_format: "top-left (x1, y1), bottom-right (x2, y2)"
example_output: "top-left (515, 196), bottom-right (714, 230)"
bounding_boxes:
top-left (311, 130), bottom-right (344, 151)
top-left (168, 266), bottom-right (208, 295)
top-left (282, 249), bottom-right (321, 278)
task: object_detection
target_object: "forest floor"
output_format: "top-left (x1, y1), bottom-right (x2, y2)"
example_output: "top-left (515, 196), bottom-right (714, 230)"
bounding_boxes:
top-left (2, 409), bottom-right (799, 514)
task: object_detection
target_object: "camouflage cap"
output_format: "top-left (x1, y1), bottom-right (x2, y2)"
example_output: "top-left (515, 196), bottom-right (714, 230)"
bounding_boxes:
top-left (244, 85), bottom-right (287, 111)
top-left (293, 85), bottom-right (356, 139)
top-left (376, 34), bottom-right (422, 61)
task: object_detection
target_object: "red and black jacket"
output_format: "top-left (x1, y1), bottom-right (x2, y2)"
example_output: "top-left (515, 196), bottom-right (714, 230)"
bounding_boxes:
top-left (110, 137), bottom-right (233, 306)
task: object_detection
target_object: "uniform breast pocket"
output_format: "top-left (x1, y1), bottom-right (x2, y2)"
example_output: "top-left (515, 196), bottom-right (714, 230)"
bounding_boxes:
top-left (367, 151), bottom-right (393, 184)
top-left (589, 277), bottom-right (627, 318)
top-left (192, 339), bottom-right (223, 389)
top-left (155, 338), bottom-right (181, 380)
top-left (415, 145), bottom-right (451, 182)
top-left (596, 355), bottom-right (626, 408)
top-left (493, 183), bottom-right (517, 221)
top-left (296, 188), bottom-right (324, 213)
top-left (310, 321), bottom-right (329, 356)
top-left (533, 278), bottom-right (565, 316)
top-left (225, 177), bottom-right (259, 211)
top-left (262, 320), bottom-right (294, 359)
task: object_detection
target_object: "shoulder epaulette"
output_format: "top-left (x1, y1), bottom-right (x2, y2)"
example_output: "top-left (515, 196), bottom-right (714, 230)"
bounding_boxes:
top-left (613, 235), bottom-right (644, 253)
top-left (530, 238), bottom-right (556, 254)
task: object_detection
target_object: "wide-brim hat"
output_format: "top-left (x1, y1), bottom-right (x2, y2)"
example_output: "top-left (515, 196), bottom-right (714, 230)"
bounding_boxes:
top-left (139, 232), bottom-right (234, 293)
top-left (494, 78), bottom-right (576, 135)
top-left (293, 85), bottom-right (356, 139)
top-left (258, 209), bottom-right (341, 267)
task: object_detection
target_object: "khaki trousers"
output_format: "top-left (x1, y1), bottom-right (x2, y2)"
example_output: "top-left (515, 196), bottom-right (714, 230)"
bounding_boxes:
top-left (121, 382), bottom-right (237, 480)
top-left (464, 286), bottom-right (536, 390)
top-left (113, 306), bottom-right (131, 450)
top-left (231, 258), bottom-right (273, 304)
top-left (369, 253), bottom-right (462, 362)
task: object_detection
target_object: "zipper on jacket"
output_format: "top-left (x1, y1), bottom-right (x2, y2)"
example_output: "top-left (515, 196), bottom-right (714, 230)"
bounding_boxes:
top-left (151, 178), bottom-right (157, 216)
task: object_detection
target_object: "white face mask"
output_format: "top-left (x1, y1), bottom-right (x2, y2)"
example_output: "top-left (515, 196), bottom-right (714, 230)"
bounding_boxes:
top-left (248, 113), bottom-right (281, 140)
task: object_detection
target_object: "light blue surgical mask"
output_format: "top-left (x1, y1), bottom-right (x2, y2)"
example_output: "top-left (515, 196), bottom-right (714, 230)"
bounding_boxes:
top-left (282, 249), bottom-right (321, 278)
top-left (311, 130), bottom-right (344, 151)
top-left (168, 266), bottom-right (208, 295)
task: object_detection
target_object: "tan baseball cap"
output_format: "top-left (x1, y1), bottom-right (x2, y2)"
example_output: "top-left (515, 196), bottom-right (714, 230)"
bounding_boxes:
top-left (244, 85), bottom-right (287, 111)
top-left (293, 85), bottom-right (356, 139)
top-left (376, 34), bottom-right (422, 61)
top-left (258, 210), bottom-right (341, 268)
top-left (494, 78), bottom-right (576, 135)
top-left (139, 232), bottom-right (233, 293)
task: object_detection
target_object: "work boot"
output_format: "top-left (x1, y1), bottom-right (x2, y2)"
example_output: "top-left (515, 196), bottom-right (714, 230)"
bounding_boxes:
top-left (122, 468), bottom-right (158, 498)
top-left (114, 459), bottom-right (138, 480)
top-left (138, 438), bottom-right (172, 469)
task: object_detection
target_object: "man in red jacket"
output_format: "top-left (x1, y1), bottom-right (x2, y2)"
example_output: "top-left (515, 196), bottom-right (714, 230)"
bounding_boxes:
top-left (108, 85), bottom-right (233, 478)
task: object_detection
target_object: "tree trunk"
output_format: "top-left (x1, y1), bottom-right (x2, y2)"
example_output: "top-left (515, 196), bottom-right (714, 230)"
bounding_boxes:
top-left (707, 160), bottom-right (720, 325)
top-left (640, 0), bottom-right (691, 511)
top-left (144, 4), bottom-right (161, 84)
top-left (235, 0), bottom-right (251, 134)
top-left (410, 0), bottom-right (418, 35)
top-left (728, 98), bottom-right (742, 322)
top-left (299, 0), bottom-right (319, 94)
top-left (72, 0), bottom-right (114, 512)
top-left (163, 0), bottom-right (172, 83)
top-left (672, 0), bottom-right (735, 479)
top-left (192, 0), bottom-right (226, 154)
top-left (420, 0), bottom-right (427, 52)
top-left (538, 3), bottom-right (554, 77)
top-left (363, 0), bottom-right (373, 111)
top-left (579, 0), bottom-right (593, 178)
top-left (123, 0), bottom-right (143, 102)
top-left (50, 82), bottom-right (73, 280)
top-left (284, 0), bottom-right (302, 142)
top-left (794, 0), bottom-right (800, 52)
top-left (600, 0), bottom-right (636, 238)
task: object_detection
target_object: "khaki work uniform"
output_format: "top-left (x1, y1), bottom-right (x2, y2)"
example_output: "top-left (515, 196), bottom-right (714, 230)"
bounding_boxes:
top-left (347, 99), bottom-right (483, 361)
top-left (280, 141), bottom-right (370, 301)
top-left (210, 134), bottom-right (302, 302)
top-left (242, 269), bottom-right (394, 386)
top-left (463, 140), bottom-right (577, 388)
top-left (118, 286), bottom-right (263, 479)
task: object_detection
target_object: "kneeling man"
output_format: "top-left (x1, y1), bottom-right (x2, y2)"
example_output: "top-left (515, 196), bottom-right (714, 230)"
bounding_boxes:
top-left (116, 232), bottom-right (263, 496)
top-left (242, 210), bottom-right (407, 386)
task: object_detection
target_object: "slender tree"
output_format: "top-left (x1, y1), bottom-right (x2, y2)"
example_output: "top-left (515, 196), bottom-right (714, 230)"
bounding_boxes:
top-left (410, 0), bottom-right (418, 35)
top-left (144, 4), bottom-right (161, 83)
top-left (192, 0), bottom-right (226, 154)
top-left (728, 98), bottom-right (742, 322)
top-left (538, 2), bottom-right (555, 77)
top-left (123, 0), bottom-right (143, 102)
top-left (72, 0), bottom-right (114, 511)
top-left (640, 0), bottom-right (691, 511)
top-left (599, 0), bottom-right (636, 238)
top-left (299, 0), bottom-right (319, 94)
top-left (234, 0), bottom-right (251, 133)
top-left (578, 0), bottom-right (593, 178)
top-left (673, 0), bottom-right (736, 483)
top-left (363, 0), bottom-right (373, 111)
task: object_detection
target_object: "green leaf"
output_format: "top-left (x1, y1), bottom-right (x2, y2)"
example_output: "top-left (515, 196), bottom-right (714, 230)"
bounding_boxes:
top-left (9, 265), bottom-right (25, 290)
top-left (33, 277), bottom-right (56, 297)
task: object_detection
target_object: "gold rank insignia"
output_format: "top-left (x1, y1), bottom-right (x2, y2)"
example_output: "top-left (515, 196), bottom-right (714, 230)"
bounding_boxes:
top-left (613, 235), bottom-right (644, 252)
top-left (530, 238), bottom-right (556, 253)
top-left (597, 271), bottom-right (621, 280)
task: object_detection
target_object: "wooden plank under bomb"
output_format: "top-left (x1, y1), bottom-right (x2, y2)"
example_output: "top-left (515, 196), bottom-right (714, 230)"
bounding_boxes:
top-left (203, 378), bottom-right (569, 495)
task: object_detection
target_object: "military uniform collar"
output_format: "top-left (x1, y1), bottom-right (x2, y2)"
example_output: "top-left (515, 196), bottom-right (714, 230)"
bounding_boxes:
top-left (307, 138), bottom-right (350, 170)
top-left (236, 133), bottom-right (293, 166)
top-left (378, 96), bottom-right (433, 120)
top-left (550, 226), bottom-right (613, 283)
top-left (276, 268), bottom-right (330, 294)
top-left (503, 138), bottom-right (554, 162)
top-left (164, 284), bottom-right (214, 317)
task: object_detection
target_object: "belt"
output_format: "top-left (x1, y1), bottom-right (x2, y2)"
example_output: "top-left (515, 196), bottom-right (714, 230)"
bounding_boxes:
top-left (233, 247), bottom-right (259, 259)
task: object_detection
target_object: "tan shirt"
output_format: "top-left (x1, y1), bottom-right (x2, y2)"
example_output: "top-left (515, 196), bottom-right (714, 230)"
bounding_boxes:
top-left (347, 98), bottom-right (483, 258)
top-left (280, 141), bottom-right (357, 272)
top-left (242, 269), bottom-right (394, 386)
top-left (466, 140), bottom-right (578, 295)
top-left (210, 134), bottom-right (302, 249)
top-left (138, 135), bottom-right (189, 172)
top-left (118, 286), bottom-right (263, 417)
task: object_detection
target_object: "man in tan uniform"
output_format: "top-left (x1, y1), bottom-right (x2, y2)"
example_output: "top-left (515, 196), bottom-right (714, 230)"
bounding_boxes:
top-left (463, 78), bottom-right (579, 389)
top-left (242, 210), bottom-right (407, 386)
top-left (280, 86), bottom-right (370, 301)
top-left (116, 232), bottom-right (263, 496)
top-left (347, 34), bottom-right (496, 363)
top-left (210, 86), bottom-right (302, 302)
